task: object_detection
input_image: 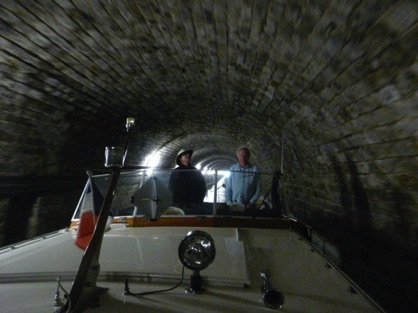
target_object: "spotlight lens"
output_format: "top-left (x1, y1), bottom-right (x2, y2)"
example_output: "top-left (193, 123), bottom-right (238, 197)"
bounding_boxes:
top-left (178, 231), bottom-right (216, 271)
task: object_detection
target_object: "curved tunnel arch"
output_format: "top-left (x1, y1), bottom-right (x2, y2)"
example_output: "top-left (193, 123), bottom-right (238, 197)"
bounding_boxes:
top-left (0, 2), bottom-right (417, 313)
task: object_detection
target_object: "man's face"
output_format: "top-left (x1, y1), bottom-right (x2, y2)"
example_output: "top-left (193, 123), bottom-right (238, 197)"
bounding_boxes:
top-left (237, 150), bottom-right (250, 167)
top-left (180, 153), bottom-right (191, 166)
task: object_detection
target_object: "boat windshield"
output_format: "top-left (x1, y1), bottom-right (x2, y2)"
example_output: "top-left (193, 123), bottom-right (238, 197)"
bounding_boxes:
top-left (72, 169), bottom-right (282, 220)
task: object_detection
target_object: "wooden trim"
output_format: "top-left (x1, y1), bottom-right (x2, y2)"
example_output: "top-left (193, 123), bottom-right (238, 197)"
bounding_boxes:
top-left (109, 216), bottom-right (290, 229)
top-left (70, 216), bottom-right (291, 230)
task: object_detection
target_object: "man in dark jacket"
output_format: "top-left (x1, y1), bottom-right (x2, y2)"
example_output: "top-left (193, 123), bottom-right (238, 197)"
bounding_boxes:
top-left (168, 149), bottom-right (207, 213)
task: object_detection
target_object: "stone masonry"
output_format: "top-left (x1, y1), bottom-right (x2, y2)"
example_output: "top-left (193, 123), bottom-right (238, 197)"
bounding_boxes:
top-left (0, 1), bottom-right (417, 313)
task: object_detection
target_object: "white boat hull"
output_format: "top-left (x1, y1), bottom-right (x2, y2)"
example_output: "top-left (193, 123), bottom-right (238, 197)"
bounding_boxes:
top-left (0, 224), bottom-right (383, 313)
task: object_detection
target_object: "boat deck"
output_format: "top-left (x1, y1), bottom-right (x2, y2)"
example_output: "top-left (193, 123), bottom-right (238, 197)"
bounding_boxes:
top-left (0, 220), bottom-right (384, 313)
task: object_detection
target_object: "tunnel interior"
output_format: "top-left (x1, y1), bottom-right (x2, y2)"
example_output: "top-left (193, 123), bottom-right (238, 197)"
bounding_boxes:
top-left (0, 1), bottom-right (417, 313)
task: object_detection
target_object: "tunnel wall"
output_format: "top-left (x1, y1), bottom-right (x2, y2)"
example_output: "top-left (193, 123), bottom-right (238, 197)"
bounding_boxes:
top-left (282, 113), bottom-right (417, 313)
top-left (0, 1), bottom-right (417, 313)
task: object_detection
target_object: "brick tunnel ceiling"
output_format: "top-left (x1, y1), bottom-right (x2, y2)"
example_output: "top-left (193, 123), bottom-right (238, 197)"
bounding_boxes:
top-left (1, 1), bottom-right (417, 174)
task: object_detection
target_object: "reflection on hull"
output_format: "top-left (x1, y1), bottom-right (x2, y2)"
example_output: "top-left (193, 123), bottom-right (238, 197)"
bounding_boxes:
top-left (0, 168), bottom-right (385, 313)
top-left (0, 218), bottom-right (384, 313)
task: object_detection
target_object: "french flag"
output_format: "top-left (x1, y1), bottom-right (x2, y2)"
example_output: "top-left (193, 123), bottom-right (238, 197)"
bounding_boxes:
top-left (75, 177), bottom-right (104, 250)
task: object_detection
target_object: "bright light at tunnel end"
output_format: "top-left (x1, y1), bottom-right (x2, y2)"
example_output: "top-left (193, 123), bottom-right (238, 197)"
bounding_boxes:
top-left (143, 151), bottom-right (161, 175)
top-left (196, 163), bottom-right (230, 177)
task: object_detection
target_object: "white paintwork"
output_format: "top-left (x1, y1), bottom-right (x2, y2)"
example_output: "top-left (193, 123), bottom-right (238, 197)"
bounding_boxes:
top-left (99, 226), bottom-right (249, 286)
top-left (0, 226), bottom-right (248, 285)
top-left (0, 230), bottom-right (83, 280)
top-left (0, 225), bottom-right (385, 313)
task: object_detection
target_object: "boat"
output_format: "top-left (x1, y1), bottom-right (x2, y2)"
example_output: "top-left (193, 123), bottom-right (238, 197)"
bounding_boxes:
top-left (0, 118), bottom-right (386, 313)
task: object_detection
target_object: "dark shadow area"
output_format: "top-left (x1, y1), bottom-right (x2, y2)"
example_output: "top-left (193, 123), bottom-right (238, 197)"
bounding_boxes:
top-left (0, 177), bottom-right (86, 247)
top-left (3, 193), bottom-right (37, 245)
top-left (295, 155), bottom-right (418, 313)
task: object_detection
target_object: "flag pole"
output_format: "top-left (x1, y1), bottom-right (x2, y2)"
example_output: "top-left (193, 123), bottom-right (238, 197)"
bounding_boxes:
top-left (55, 118), bottom-right (135, 313)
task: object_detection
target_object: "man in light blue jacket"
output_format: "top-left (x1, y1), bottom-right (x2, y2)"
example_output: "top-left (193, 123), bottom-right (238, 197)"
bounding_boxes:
top-left (225, 147), bottom-right (261, 211)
